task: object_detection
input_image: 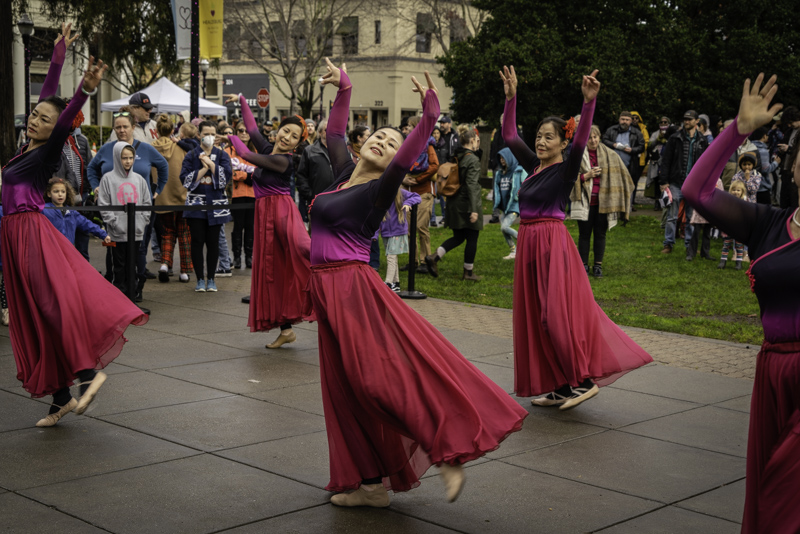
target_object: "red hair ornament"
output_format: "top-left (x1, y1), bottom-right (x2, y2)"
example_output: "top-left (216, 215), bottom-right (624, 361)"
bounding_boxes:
top-left (563, 117), bottom-right (576, 140)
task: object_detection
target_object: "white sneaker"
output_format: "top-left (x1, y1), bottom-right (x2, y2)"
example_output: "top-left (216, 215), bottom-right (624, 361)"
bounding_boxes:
top-left (503, 251), bottom-right (516, 260)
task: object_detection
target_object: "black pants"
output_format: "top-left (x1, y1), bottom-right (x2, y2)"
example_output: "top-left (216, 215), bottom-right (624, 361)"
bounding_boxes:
top-left (689, 223), bottom-right (712, 258)
top-left (231, 197), bottom-right (255, 265)
top-left (441, 228), bottom-right (479, 265)
top-left (188, 219), bottom-right (221, 280)
top-left (780, 171), bottom-right (798, 209)
top-left (111, 241), bottom-right (142, 297)
top-left (629, 161), bottom-right (643, 208)
top-left (577, 204), bottom-right (609, 264)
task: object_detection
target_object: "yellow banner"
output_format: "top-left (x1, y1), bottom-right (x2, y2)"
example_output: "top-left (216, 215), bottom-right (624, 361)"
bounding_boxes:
top-left (199, 0), bottom-right (224, 59)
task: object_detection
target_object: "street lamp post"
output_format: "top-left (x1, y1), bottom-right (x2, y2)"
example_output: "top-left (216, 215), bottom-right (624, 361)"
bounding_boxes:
top-left (17, 13), bottom-right (35, 124)
top-left (318, 77), bottom-right (324, 121)
top-left (200, 59), bottom-right (209, 99)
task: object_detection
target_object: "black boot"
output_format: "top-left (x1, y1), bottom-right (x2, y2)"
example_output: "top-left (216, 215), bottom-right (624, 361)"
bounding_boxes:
top-left (424, 255), bottom-right (440, 277)
top-left (718, 259), bottom-right (727, 269)
top-left (735, 260), bottom-right (743, 270)
top-left (462, 268), bottom-right (481, 281)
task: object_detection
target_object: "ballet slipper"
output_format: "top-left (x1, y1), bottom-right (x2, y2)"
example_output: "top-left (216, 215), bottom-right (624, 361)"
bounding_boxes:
top-left (440, 463), bottom-right (465, 502)
top-left (266, 330), bottom-right (296, 349)
top-left (330, 484), bottom-right (390, 507)
top-left (36, 398), bottom-right (78, 427)
top-left (74, 372), bottom-right (107, 415)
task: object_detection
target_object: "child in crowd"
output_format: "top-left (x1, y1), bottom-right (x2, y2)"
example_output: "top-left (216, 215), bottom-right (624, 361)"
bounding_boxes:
top-left (718, 180), bottom-right (749, 270)
top-left (731, 152), bottom-right (761, 204)
top-left (379, 189), bottom-right (420, 292)
top-left (43, 177), bottom-right (110, 247)
top-left (687, 176), bottom-right (723, 261)
top-left (97, 142), bottom-right (152, 297)
top-left (493, 148), bottom-right (524, 259)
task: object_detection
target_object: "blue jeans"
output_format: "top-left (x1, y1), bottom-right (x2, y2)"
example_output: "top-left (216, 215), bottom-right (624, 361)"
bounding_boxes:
top-left (369, 239), bottom-right (380, 271)
top-left (664, 184), bottom-right (693, 248)
top-left (217, 225), bottom-right (231, 270)
top-left (501, 212), bottom-right (518, 247)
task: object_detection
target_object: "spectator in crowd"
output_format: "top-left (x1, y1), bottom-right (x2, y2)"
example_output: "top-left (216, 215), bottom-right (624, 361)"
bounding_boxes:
top-left (306, 119), bottom-right (317, 145)
top-left (602, 112), bottom-right (644, 211)
top-left (401, 115), bottom-right (439, 273)
top-left (687, 176), bottom-right (723, 262)
top-left (181, 121), bottom-right (233, 293)
top-left (347, 125), bottom-right (370, 164)
top-left (426, 125), bottom-right (483, 281)
top-left (214, 124), bottom-right (235, 278)
top-left (645, 117), bottom-right (673, 208)
top-left (43, 177), bottom-right (110, 247)
top-left (379, 189), bottom-right (420, 292)
top-left (108, 92), bottom-right (158, 144)
top-left (659, 109), bottom-right (708, 259)
top-left (228, 121), bottom-right (256, 269)
top-left (438, 116), bottom-right (460, 163)
top-left (152, 114), bottom-right (193, 283)
top-left (296, 119), bottom-right (334, 219)
top-left (88, 107), bottom-right (168, 300)
top-left (569, 125), bottom-right (634, 276)
top-left (97, 142), bottom-right (152, 297)
top-left (493, 147), bottom-right (524, 260)
top-left (630, 111), bottom-right (649, 210)
top-left (732, 152), bottom-right (762, 204)
top-left (719, 119), bottom-right (738, 190)
top-left (698, 114), bottom-right (714, 144)
top-left (776, 105), bottom-right (800, 208)
top-left (716, 180), bottom-right (749, 270)
top-left (750, 127), bottom-right (779, 205)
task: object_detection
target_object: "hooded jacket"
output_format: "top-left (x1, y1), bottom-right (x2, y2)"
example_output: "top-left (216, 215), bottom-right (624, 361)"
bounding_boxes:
top-left (493, 147), bottom-right (524, 215)
top-left (152, 136), bottom-right (189, 211)
top-left (43, 203), bottom-right (107, 244)
top-left (629, 111), bottom-right (649, 167)
top-left (97, 142), bottom-right (153, 242)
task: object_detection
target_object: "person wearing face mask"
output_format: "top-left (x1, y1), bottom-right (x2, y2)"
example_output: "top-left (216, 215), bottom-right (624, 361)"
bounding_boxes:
top-left (226, 94), bottom-right (314, 350)
top-left (308, 58), bottom-right (526, 509)
top-left (425, 125), bottom-right (484, 281)
top-left (0, 24), bottom-right (147, 427)
top-left (499, 65), bottom-right (652, 411)
top-left (180, 121), bottom-right (233, 293)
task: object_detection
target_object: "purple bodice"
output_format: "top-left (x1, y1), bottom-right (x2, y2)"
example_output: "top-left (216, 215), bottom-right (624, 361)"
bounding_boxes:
top-left (253, 158), bottom-right (293, 198)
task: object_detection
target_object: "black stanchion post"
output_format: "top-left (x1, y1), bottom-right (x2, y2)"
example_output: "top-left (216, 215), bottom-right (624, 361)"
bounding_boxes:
top-left (399, 204), bottom-right (426, 300)
top-left (125, 202), bottom-right (137, 302)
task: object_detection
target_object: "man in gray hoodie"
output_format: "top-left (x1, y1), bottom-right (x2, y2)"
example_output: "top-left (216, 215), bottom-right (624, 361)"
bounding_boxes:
top-left (97, 142), bottom-right (152, 298)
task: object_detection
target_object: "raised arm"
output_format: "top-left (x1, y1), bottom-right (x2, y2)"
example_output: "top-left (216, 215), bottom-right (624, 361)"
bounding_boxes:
top-left (238, 94), bottom-right (271, 154)
top-left (324, 66), bottom-right (354, 179)
top-left (561, 70), bottom-right (600, 184)
top-left (227, 134), bottom-right (290, 174)
top-left (683, 74), bottom-right (782, 243)
top-left (39, 24), bottom-right (78, 101)
top-left (500, 66), bottom-right (538, 173)
top-left (375, 76), bottom-right (440, 211)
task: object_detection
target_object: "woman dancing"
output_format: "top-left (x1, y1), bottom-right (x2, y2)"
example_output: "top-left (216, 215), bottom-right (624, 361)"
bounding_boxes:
top-left (499, 66), bottom-right (652, 410)
top-left (1, 24), bottom-right (147, 426)
top-left (310, 59), bottom-right (527, 508)
top-left (226, 94), bottom-right (313, 348)
top-left (681, 74), bottom-right (798, 533)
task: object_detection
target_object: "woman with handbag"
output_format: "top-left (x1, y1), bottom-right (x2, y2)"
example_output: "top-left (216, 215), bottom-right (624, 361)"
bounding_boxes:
top-left (425, 125), bottom-right (484, 281)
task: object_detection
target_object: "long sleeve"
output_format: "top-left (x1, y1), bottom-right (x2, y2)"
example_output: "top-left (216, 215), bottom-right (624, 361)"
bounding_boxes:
top-left (412, 145), bottom-right (439, 185)
top-left (402, 190), bottom-right (421, 207)
top-left (682, 118), bottom-right (766, 244)
top-left (464, 155), bottom-right (482, 214)
top-left (327, 72), bottom-right (354, 179)
top-left (41, 85), bottom-right (90, 174)
top-left (295, 150), bottom-right (313, 200)
top-left (181, 151), bottom-right (199, 191)
top-left (374, 89), bottom-right (440, 211)
top-left (502, 96), bottom-right (538, 173)
top-left (86, 146), bottom-right (106, 190)
top-left (239, 94), bottom-right (271, 154)
top-left (560, 99), bottom-right (596, 184)
top-left (75, 213), bottom-right (108, 239)
top-left (214, 149), bottom-right (232, 190)
top-left (149, 147), bottom-right (169, 195)
top-left (227, 134), bottom-right (290, 174)
top-left (39, 40), bottom-right (66, 101)
top-left (136, 176), bottom-right (152, 231)
top-left (96, 178), bottom-right (117, 228)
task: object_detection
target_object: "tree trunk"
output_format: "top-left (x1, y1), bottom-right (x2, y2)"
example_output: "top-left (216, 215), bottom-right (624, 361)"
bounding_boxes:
top-left (0, 0), bottom-right (16, 165)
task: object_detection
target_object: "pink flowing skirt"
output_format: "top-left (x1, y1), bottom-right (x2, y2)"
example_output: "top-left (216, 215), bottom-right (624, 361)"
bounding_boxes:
top-left (309, 261), bottom-right (527, 492)
top-left (513, 219), bottom-right (652, 397)
top-left (743, 340), bottom-right (800, 533)
top-left (248, 195), bottom-right (314, 332)
top-left (0, 212), bottom-right (148, 397)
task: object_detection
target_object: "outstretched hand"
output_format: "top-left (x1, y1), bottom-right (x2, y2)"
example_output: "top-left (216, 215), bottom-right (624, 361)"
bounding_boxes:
top-left (737, 73), bottom-right (782, 134)
top-left (499, 66), bottom-right (517, 101)
top-left (581, 70), bottom-right (600, 103)
top-left (55, 23), bottom-right (79, 49)
top-left (223, 93), bottom-right (240, 105)
top-left (411, 71), bottom-right (438, 106)
top-left (82, 56), bottom-right (107, 93)
top-left (321, 58), bottom-right (347, 88)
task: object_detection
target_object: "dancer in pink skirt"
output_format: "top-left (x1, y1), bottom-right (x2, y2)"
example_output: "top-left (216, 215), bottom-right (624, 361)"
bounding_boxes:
top-left (499, 66), bottom-right (652, 410)
top-left (681, 73), bottom-right (800, 533)
top-left (1, 25), bottom-right (147, 427)
top-left (227, 94), bottom-right (314, 349)
top-left (309, 59), bottom-right (527, 508)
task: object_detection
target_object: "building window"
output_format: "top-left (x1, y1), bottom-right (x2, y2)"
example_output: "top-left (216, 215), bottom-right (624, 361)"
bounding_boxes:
top-left (292, 20), bottom-right (307, 57)
top-left (416, 13), bottom-right (434, 54)
top-left (450, 17), bottom-right (469, 45)
top-left (339, 17), bottom-right (359, 55)
top-left (249, 40), bottom-right (262, 60)
top-left (374, 20), bottom-right (381, 44)
top-left (206, 79), bottom-right (219, 98)
top-left (270, 21), bottom-right (286, 56)
top-left (224, 23), bottom-right (241, 60)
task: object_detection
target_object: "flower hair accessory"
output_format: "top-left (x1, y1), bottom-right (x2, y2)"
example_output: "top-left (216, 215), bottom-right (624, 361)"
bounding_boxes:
top-left (295, 114), bottom-right (309, 142)
top-left (563, 117), bottom-right (576, 140)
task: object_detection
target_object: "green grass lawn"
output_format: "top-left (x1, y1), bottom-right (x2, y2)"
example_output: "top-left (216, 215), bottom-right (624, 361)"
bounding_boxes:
top-left (384, 204), bottom-right (763, 345)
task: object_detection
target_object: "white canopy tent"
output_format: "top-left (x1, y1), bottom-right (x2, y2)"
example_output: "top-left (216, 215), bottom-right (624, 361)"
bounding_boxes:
top-left (100, 77), bottom-right (228, 116)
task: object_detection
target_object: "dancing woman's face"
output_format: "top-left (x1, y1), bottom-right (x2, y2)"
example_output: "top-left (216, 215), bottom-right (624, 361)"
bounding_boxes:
top-left (275, 124), bottom-right (302, 153)
top-left (26, 102), bottom-right (60, 143)
top-left (535, 122), bottom-right (568, 162)
top-left (359, 128), bottom-right (404, 168)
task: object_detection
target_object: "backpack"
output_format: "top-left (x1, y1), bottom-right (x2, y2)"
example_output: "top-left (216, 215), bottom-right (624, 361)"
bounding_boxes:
top-left (436, 161), bottom-right (460, 197)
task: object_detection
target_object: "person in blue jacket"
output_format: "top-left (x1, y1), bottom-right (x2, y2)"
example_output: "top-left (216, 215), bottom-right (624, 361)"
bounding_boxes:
top-left (43, 177), bottom-right (110, 246)
top-left (493, 147), bottom-right (524, 260)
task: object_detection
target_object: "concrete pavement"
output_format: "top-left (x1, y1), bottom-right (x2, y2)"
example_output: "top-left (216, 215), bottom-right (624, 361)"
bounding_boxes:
top-left (0, 239), bottom-right (754, 533)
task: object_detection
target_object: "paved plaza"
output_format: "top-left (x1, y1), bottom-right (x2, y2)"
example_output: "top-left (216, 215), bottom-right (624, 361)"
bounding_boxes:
top-left (0, 238), bottom-right (755, 533)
